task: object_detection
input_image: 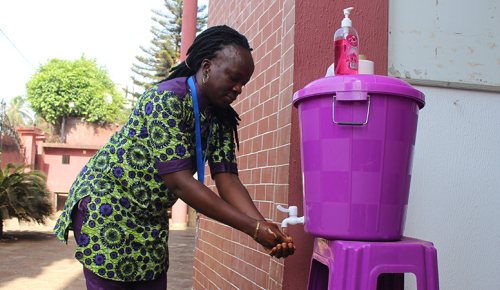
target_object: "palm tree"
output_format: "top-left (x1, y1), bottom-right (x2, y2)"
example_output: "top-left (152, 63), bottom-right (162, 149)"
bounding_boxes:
top-left (0, 163), bottom-right (52, 239)
top-left (6, 96), bottom-right (34, 128)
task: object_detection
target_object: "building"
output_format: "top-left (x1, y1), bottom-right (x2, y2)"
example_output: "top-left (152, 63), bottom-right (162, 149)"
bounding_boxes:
top-left (191, 0), bottom-right (500, 289)
top-left (13, 118), bottom-right (120, 211)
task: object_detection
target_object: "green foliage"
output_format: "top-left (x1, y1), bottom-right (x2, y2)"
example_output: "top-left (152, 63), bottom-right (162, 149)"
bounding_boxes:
top-left (26, 56), bottom-right (127, 126)
top-left (130, 0), bottom-right (207, 97)
top-left (0, 163), bottom-right (52, 237)
top-left (7, 95), bottom-right (34, 128)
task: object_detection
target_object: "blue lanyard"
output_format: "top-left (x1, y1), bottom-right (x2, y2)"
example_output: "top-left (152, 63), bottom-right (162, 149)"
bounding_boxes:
top-left (187, 76), bottom-right (205, 184)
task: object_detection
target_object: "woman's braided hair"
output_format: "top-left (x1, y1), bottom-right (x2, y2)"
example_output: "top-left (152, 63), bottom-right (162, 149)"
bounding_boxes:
top-left (165, 25), bottom-right (253, 150)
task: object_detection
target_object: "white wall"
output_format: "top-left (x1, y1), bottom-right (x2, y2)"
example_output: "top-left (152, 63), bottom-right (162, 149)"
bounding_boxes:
top-left (404, 86), bottom-right (500, 290)
top-left (388, 0), bottom-right (500, 88)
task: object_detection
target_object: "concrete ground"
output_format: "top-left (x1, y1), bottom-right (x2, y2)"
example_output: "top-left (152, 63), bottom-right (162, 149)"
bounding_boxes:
top-left (0, 214), bottom-right (196, 290)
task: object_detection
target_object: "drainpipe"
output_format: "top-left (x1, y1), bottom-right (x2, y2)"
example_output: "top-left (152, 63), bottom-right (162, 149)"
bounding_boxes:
top-left (170, 0), bottom-right (198, 230)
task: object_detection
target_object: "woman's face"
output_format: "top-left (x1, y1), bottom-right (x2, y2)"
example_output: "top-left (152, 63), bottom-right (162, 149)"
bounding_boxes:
top-left (201, 45), bottom-right (254, 108)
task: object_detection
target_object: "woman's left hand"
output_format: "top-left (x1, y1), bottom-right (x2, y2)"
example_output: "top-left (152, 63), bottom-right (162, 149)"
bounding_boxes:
top-left (259, 221), bottom-right (296, 258)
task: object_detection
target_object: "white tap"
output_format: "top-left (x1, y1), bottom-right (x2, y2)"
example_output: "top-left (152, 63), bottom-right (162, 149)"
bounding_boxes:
top-left (277, 205), bottom-right (305, 228)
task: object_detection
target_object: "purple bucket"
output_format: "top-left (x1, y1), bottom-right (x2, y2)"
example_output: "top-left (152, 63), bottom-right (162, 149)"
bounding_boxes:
top-left (293, 75), bottom-right (425, 241)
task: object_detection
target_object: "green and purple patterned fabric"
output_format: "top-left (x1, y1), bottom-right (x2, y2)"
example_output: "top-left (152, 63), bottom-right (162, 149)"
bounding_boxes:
top-left (54, 77), bottom-right (238, 281)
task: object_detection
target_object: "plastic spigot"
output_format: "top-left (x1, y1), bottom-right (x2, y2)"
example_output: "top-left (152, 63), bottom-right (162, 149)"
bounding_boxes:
top-left (277, 205), bottom-right (305, 228)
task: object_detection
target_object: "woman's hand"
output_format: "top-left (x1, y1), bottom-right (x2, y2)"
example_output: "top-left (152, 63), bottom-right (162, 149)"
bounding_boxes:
top-left (254, 221), bottom-right (295, 258)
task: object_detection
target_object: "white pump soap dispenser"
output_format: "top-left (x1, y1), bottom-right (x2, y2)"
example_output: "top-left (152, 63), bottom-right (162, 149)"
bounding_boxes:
top-left (333, 7), bottom-right (359, 75)
top-left (341, 7), bottom-right (354, 27)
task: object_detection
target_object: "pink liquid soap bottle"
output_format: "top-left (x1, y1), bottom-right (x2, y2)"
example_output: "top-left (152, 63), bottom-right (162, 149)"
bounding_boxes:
top-left (334, 7), bottom-right (359, 75)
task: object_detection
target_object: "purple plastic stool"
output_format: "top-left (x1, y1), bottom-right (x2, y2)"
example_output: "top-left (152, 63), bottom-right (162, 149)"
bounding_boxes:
top-left (307, 237), bottom-right (439, 290)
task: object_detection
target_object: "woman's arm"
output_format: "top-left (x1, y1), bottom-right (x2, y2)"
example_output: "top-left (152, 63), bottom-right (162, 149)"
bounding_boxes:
top-left (214, 172), bottom-right (264, 221)
top-left (162, 169), bottom-right (278, 249)
top-left (214, 172), bottom-right (295, 258)
top-left (162, 170), bottom-right (255, 235)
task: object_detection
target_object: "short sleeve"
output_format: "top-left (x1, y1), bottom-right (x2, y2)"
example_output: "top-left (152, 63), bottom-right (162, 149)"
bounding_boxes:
top-left (207, 120), bottom-right (238, 178)
top-left (145, 90), bottom-right (195, 175)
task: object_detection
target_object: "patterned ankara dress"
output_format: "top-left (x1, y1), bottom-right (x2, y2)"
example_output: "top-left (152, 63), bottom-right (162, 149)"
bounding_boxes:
top-left (54, 77), bottom-right (238, 282)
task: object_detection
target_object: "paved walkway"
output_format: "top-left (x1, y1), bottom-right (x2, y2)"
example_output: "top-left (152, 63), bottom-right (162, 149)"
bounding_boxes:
top-left (0, 215), bottom-right (196, 290)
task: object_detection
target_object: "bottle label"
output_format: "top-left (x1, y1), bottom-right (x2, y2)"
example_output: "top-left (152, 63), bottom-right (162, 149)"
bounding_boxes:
top-left (334, 35), bottom-right (359, 75)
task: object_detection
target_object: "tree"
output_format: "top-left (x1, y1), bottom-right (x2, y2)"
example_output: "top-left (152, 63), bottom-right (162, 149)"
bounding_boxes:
top-left (0, 163), bottom-right (52, 239)
top-left (26, 56), bottom-right (128, 141)
top-left (6, 95), bottom-right (34, 128)
top-left (130, 0), bottom-right (207, 97)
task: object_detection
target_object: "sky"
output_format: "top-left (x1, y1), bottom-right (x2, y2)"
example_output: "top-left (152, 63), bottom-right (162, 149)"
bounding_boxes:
top-left (0, 0), bottom-right (208, 104)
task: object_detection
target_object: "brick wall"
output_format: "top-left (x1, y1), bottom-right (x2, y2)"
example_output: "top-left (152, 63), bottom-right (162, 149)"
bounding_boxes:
top-left (194, 1), bottom-right (295, 289)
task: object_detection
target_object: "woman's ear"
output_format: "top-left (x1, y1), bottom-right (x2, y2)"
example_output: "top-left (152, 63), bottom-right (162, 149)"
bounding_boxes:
top-left (201, 59), bottom-right (211, 74)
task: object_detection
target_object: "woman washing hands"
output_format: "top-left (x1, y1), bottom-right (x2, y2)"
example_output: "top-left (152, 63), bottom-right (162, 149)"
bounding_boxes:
top-left (54, 25), bottom-right (294, 289)
top-left (253, 220), bottom-right (295, 258)
top-left (160, 24), bottom-right (295, 259)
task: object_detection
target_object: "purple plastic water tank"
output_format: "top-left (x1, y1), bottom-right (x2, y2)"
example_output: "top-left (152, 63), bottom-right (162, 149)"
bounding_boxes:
top-left (293, 75), bottom-right (425, 241)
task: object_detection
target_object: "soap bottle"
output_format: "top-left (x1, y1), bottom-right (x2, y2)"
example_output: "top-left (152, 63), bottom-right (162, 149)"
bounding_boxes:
top-left (334, 7), bottom-right (359, 75)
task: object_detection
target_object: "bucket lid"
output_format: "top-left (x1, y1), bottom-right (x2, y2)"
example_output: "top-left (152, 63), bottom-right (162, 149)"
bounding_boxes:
top-left (293, 75), bottom-right (425, 108)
